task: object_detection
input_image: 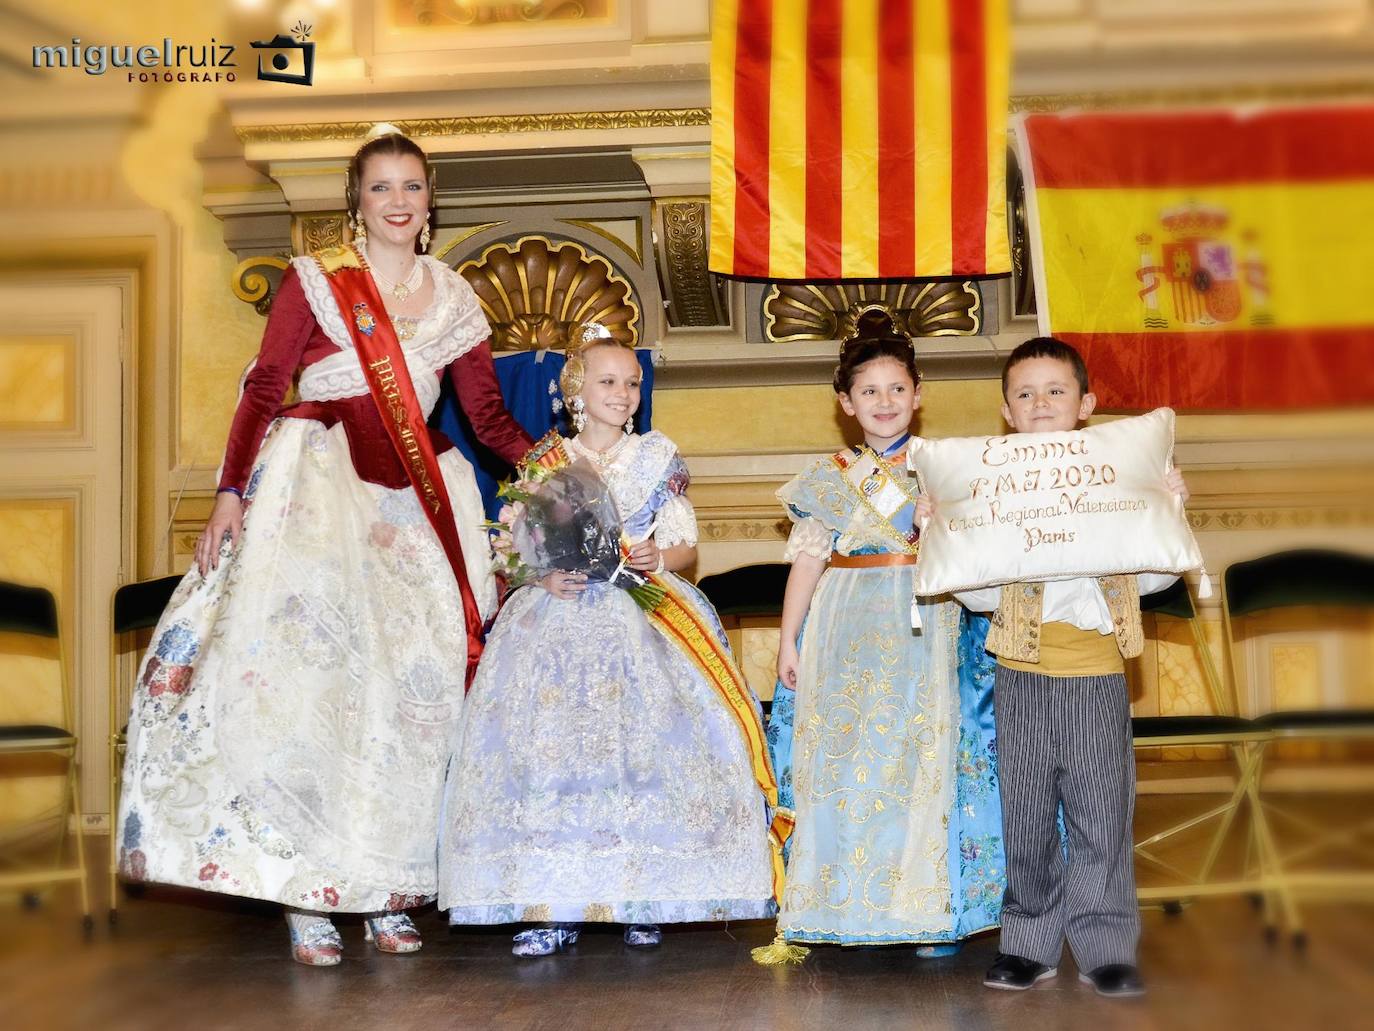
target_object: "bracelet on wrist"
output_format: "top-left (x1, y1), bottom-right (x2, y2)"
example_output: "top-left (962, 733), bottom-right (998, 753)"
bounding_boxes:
top-left (652, 553), bottom-right (666, 575)
top-left (217, 486), bottom-right (243, 499)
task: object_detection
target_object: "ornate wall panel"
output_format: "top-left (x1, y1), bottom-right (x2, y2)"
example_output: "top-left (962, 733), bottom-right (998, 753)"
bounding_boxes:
top-left (652, 200), bottom-right (729, 327)
top-left (292, 213), bottom-right (350, 257)
top-left (0, 333), bottom-right (78, 435)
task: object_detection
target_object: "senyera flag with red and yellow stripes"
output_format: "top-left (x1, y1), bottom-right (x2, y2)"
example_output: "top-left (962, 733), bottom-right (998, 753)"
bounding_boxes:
top-left (1015, 107), bottom-right (1374, 410)
top-left (710, 0), bottom-right (1010, 280)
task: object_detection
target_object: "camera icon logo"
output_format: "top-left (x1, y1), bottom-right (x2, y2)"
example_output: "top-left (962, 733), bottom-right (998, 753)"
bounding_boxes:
top-left (251, 24), bottom-right (315, 86)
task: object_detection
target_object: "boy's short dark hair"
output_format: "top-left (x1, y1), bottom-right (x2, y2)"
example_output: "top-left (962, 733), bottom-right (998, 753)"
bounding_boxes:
top-left (1001, 336), bottom-right (1090, 398)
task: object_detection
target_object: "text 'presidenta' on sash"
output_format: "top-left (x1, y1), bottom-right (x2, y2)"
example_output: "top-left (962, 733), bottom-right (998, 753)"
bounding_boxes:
top-left (368, 355), bottom-right (442, 515)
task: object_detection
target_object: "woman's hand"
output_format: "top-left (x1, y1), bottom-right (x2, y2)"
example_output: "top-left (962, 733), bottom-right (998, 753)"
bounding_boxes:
top-left (539, 570), bottom-right (588, 600)
top-left (1165, 468), bottom-right (1191, 504)
top-left (196, 492), bottom-right (244, 575)
top-left (776, 637), bottom-right (800, 691)
top-left (626, 538), bottom-right (662, 573)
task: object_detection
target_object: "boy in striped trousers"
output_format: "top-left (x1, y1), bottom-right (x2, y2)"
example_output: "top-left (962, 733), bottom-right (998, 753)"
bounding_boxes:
top-left (952, 338), bottom-right (1188, 998)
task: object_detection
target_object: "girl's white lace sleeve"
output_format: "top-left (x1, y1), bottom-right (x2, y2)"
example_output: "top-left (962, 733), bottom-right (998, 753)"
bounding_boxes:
top-left (653, 494), bottom-right (698, 549)
top-left (783, 516), bottom-right (834, 562)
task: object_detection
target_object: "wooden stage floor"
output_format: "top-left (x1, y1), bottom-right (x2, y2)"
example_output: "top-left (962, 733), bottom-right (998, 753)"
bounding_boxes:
top-left (3, 878), bottom-right (1371, 1031)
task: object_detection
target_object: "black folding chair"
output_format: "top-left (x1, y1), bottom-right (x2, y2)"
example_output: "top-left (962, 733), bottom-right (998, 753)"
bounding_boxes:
top-left (1223, 549), bottom-right (1374, 943)
top-left (0, 580), bottom-right (91, 929)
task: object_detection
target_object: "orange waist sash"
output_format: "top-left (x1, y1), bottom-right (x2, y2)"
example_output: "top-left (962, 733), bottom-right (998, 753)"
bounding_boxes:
top-left (829, 552), bottom-right (918, 569)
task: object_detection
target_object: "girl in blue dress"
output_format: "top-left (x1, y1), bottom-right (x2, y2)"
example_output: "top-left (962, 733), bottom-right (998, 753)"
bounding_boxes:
top-left (762, 311), bottom-right (1003, 958)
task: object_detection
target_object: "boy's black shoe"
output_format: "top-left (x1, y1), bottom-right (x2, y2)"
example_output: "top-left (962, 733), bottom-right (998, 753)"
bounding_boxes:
top-left (983, 952), bottom-right (1058, 990)
top-left (1079, 964), bottom-right (1146, 998)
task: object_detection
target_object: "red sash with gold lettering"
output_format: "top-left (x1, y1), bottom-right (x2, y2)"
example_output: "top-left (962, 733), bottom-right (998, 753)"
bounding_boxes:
top-left (312, 244), bottom-right (483, 688)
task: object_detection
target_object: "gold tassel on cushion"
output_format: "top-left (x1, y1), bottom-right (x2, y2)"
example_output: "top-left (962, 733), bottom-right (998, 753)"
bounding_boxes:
top-left (751, 931), bottom-right (810, 966)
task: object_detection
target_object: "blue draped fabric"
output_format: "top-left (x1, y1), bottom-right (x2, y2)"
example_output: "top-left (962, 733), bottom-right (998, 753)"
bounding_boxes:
top-left (431, 348), bottom-right (656, 519)
top-left (950, 611), bottom-right (1006, 937)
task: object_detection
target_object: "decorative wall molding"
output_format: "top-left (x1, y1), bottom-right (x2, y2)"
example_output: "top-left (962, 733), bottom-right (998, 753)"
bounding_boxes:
top-left (230, 255), bottom-right (290, 316)
top-left (698, 517), bottom-right (790, 543)
top-left (401, 0), bottom-right (592, 26)
top-left (236, 109), bottom-right (712, 146)
top-left (1009, 80), bottom-right (1374, 113)
top-left (1187, 506), bottom-right (1374, 531)
top-left (230, 82), bottom-right (1374, 150)
top-left (558, 216), bottom-right (644, 266)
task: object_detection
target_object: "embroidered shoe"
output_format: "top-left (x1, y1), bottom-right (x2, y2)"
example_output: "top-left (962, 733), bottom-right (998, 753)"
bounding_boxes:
top-left (624, 924), bottom-right (662, 948)
top-left (285, 909), bottom-right (342, 967)
top-left (363, 912), bottom-right (423, 954)
top-left (512, 924), bottom-right (580, 957)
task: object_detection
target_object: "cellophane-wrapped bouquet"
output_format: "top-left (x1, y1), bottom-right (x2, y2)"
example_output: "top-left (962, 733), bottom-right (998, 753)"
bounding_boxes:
top-left (488, 433), bottom-right (665, 611)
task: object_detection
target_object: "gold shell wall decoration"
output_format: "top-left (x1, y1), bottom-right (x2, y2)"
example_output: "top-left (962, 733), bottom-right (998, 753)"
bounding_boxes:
top-left (458, 235), bottom-right (640, 351)
top-left (763, 281), bottom-right (981, 342)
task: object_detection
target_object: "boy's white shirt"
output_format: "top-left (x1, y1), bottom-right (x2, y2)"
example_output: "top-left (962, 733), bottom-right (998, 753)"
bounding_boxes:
top-left (954, 573), bottom-right (1179, 636)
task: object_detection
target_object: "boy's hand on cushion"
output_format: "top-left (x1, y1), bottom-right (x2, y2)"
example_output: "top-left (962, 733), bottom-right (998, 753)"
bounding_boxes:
top-left (1165, 468), bottom-right (1190, 504)
top-left (914, 494), bottom-right (934, 522)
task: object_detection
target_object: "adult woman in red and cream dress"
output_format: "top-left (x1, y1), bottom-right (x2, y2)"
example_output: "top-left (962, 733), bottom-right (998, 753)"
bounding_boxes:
top-left (116, 127), bottom-right (532, 965)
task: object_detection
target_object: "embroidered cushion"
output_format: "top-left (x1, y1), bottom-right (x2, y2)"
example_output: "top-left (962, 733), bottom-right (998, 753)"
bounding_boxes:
top-left (907, 408), bottom-right (1204, 596)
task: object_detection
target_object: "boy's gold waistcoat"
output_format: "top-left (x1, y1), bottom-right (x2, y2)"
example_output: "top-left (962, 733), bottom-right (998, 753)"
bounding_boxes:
top-left (984, 575), bottom-right (1143, 664)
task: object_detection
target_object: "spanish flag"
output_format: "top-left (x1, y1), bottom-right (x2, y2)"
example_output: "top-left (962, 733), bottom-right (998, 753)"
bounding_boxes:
top-left (709, 0), bottom-right (1010, 280)
top-left (1016, 107), bottom-right (1374, 410)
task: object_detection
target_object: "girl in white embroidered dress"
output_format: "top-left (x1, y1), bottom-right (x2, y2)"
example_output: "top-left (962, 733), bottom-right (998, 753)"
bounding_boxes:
top-left (438, 337), bottom-right (775, 956)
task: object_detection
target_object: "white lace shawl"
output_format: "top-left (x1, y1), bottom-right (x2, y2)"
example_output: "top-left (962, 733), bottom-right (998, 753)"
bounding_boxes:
top-left (568, 431), bottom-right (699, 548)
top-left (294, 255), bottom-right (490, 417)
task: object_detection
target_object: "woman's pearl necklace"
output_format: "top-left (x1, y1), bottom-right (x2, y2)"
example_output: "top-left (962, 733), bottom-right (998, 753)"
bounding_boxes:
top-left (362, 244), bottom-right (424, 301)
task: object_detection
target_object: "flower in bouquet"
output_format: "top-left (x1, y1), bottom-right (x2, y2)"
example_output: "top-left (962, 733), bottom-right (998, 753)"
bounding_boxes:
top-left (488, 433), bottom-right (665, 610)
